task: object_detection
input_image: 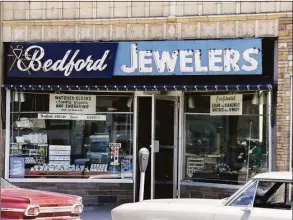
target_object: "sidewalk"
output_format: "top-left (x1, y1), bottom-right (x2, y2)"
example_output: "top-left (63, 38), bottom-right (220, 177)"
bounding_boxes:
top-left (80, 205), bottom-right (116, 220)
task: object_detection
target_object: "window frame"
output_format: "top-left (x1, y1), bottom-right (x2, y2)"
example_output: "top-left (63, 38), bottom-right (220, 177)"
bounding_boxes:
top-left (5, 89), bottom-right (135, 184)
top-left (182, 91), bottom-right (272, 186)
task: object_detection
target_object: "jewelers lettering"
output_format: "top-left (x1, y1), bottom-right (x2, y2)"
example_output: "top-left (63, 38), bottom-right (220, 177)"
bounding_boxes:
top-left (16, 45), bottom-right (110, 76)
top-left (121, 43), bottom-right (260, 73)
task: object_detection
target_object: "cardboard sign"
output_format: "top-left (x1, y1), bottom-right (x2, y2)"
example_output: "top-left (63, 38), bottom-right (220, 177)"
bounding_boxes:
top-left (49, 94), bottom-right (96, 114)
top-left (210, 94), bottom-right (243, 116)
top-left (109, 143), bottom-right (121, 166)
top-left (38, 113), bottom-right (106, 121)
top-left (9, 157), bottom-right (25, 178)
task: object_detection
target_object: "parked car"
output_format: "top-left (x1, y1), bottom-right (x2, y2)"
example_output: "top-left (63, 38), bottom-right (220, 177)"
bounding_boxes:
top-left (112, 172), bottom-right (292, 220)
top-left (1, 177), bottom-right (83, 219)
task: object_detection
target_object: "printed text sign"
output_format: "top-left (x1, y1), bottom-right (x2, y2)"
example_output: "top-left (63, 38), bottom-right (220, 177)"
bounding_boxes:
top-left (210, 94), bottom-right (243, 116)
top-left (49, 94), bottom-right (96, 114)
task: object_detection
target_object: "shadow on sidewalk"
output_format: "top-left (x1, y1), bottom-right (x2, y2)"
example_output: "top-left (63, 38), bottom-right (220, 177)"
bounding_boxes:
top-left (80, 205), bottom-right (116, 220)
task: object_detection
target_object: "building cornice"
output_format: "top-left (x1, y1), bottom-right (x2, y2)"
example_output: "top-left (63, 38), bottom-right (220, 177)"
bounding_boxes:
top-left (2, 12), bottom-right (292, 26)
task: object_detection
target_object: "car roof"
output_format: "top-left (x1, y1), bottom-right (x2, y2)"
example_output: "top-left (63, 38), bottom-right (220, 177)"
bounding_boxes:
top-left (252, 172), bottom-right (292, 181)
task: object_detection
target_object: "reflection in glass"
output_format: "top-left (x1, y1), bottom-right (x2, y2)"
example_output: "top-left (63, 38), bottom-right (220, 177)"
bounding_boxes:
top-left (9, 93), bottom-right (134, 180)
top-left (184, 92), bottom-right (269, 185)
top-left (230, 181), bottom-right (257, 206)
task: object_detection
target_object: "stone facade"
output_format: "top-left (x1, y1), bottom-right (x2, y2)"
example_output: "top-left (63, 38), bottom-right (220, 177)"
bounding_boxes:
top-left (3, 14), bottom-right (292, 42)
top-left (1, 1), bottom-right (292, 20)
top-left (1, 1), bottom-right (292, 206)
top-left (276, 17), bottom-right (293, 171)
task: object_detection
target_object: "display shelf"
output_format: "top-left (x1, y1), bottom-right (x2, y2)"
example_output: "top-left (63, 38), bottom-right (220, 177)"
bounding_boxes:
top-left (26, 170), bottom-right (114, 179)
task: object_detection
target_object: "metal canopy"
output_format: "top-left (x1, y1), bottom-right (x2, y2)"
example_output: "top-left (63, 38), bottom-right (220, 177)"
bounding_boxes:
top-left (2, 84), bottom-right (273, 91)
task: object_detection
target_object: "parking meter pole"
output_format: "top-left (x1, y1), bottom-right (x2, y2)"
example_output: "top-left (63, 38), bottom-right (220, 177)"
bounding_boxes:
top-left (139, 172), bottom-right (145, 202)
top-left (138, 148), bottom-right (150, 202)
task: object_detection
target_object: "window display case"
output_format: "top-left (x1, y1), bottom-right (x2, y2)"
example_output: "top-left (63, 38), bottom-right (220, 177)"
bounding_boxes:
top-left (9, 92), bottom-right (134, 181)
top-left (184, 92), bottom-right (269, 185)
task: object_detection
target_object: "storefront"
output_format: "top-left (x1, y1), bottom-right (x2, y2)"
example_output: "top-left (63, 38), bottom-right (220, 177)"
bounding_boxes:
top-left (2, 38), bottom-right (276, 203)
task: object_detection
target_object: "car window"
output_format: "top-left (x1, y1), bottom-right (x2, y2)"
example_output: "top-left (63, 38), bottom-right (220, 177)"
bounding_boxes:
top-left (230, 181), bottom-right (258, 207)
top-left (1, 178), bottom-right (17, 188)
top-left (254, 181), bottom-right (292, 210)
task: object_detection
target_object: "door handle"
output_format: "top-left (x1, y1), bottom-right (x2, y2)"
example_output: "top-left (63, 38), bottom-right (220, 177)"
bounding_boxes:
top-left (240, 207), bottom-right (251, 212)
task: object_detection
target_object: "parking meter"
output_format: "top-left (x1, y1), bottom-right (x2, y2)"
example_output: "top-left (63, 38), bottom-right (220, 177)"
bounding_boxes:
top-left (139, 148), bottom-right (150, 202)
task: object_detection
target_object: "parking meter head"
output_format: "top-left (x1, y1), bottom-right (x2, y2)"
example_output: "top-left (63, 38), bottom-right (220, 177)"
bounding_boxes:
top-left (139, 148), bottom-right (150, 173)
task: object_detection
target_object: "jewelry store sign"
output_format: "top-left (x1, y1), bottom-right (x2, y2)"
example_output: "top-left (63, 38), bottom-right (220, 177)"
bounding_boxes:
top-left (210, 94), bottom-right (243, 116)
top-left (49, 94), bottom-right (96, 114)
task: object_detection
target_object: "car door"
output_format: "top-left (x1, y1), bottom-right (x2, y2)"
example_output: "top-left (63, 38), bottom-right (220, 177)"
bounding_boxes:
top-left (214, 180), bottom-right (272, 220)
top-left (250, 180), bottom-right (292, 220)
top-left (214, 180), bottom-right (292, 220)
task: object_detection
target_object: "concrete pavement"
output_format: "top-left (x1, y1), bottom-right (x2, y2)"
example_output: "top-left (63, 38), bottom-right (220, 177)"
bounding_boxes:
top-left (80, 205), bottom-right (116, 220)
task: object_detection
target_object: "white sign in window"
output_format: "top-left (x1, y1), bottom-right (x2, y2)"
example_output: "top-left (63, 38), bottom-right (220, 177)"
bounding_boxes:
top-left (49, 94), bottom-right (96, 114)
top-left (210, 94), bottom-right (243, 116)
top-left (38, 113), bottom-right (106, 121)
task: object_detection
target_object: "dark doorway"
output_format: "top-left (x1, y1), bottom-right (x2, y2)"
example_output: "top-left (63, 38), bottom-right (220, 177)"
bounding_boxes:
top-left (135, 96), bottom-right (176, 201)
top-left (136, 97), bottom-right (152, 201)
top-left (154, 99), bottom-right (175, 199)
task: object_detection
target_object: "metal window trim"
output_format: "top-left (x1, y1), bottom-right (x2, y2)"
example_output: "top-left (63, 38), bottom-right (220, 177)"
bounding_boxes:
top-left (132, 95), bottom-right (138, 202)
top-left (225, 179), bottom-right (257, 207)
top-left (10, 111), bottom-right (134, 114)
top-left (177, 92), bottom-right (185, 198)
top-left (267, 90), bottom-right (273, 171)
top-left (150, 94), bottom-right (156, 199)
top-left (7, 178), bottom-right (133, 184)
top-left (5, 89), bottom-right (11, 179)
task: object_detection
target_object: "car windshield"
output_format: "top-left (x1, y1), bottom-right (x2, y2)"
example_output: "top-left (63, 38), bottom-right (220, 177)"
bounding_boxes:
top-left (223, 179), bottom-right (254, 205)
top-left (1, 178), bottom-right (17, 188)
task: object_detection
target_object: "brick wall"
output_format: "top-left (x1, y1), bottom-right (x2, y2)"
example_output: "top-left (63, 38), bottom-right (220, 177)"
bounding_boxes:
top-left (180, 185), bottom-right (238, 200)
top-left (14, 182), bottom-right (133, 206)
top-left (276, 17), bottom-right (292, 171)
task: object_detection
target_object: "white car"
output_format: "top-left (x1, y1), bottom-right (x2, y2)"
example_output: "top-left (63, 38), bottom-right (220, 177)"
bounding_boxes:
top-left (112, 172), bottom-right (292, 220)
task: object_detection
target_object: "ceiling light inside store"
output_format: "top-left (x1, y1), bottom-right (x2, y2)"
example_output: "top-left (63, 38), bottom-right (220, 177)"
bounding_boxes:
top-left (188, 96), bottom-right (195, 109)
top-left (20, 91), bottom-right (26, 102)
top-left (126, 98), bottom-right (133, 108)
top-left (259, 91), bottom-right (266, 105)
top-left (251, 93), bottom-right (259, 105)
top-left (12, 90), bottom-right (19, 102)
top-left (252, 92), bottom-right (266, 105)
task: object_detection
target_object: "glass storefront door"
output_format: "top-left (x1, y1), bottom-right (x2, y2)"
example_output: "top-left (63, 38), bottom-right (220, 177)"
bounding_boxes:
top-left (135, 92), bottom-right (180, 200)
top-left (151, 95), bottom-right (179, 199)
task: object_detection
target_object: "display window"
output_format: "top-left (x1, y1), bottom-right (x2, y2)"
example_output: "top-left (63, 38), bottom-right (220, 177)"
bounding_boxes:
top-left (184, 91), bottom-right (269, 185)
top-left (8, 91), bottom-right (134, 181)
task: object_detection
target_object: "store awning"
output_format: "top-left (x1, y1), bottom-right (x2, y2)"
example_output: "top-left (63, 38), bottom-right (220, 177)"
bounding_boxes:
top-left (2, 84), bottom-right (273, 91)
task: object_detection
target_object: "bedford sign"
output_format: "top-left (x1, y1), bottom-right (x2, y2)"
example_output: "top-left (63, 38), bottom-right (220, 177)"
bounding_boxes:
top-left (5, 39), bottom-right (262, 78)
top-left (16, 45), bottom-right (110, 77)
top-left (6, 42), bottom-right (117, 78)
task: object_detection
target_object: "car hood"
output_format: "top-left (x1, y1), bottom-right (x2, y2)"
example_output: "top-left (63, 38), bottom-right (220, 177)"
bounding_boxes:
top-left (141, 198), bottom-right (225, 205)
top-left (2, 188), bottom-right (79, 207)
top-left (112, 198), bottom-right (226, 220)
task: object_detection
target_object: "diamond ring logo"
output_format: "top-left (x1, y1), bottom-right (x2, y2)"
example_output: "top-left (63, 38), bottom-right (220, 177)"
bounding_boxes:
top-left (8, 45), bottom-right (32, 74)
